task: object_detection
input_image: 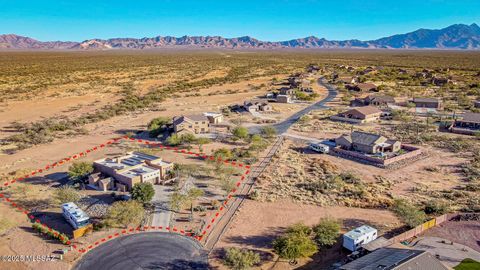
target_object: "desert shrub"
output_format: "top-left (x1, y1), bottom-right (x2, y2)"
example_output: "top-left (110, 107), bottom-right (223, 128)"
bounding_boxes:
top-left (53, 186), bottom-right (81, 205)
top-left (392, 199), bottom-right (427, 228)
top-left (423, 200), bottom-right (449, 215)
top-left (68, 161), bottom-right (94, 182)
top-left (223, 247), bottom-right (260, 270)
top-left (260, 126), bottom-right (277, 138)
top-left (339, 172), bottom-right (360, 184)
top-left (105, 200), bottom-right (145, 228)
top-left (131, 182), bottom-right (155, 204)
top-left (313, 218), bottom-right (341, 247)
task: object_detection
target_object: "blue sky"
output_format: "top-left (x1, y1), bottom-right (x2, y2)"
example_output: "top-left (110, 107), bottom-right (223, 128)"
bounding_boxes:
top-left (0, 0), bottom-right (478, 41)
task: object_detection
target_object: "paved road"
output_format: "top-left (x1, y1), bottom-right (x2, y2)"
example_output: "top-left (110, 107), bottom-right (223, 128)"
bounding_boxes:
top-left (249, 78), bottom-right (338, 135)
top-left (73, 232), bottom-right (208, 270)
top-left (151, 185), bottom-right (173, 228)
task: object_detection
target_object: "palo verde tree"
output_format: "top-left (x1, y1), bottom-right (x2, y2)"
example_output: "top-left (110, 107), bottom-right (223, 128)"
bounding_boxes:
top-left (68, 161), bottom-right (94, 183)
top-left (131, 182), bottom-right (155, 204)
top-left (272, 223), bottom-right (318, 265)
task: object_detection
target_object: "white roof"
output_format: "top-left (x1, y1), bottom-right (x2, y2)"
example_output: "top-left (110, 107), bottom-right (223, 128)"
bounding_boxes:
top-left (203, 112), bottom-right (222, 117)
top-left (119, 165), bottom-right (159, 178)
top-left (62, 202), bottom-right (89, 222)
top-left (344, 225), bottom-right (377, 240)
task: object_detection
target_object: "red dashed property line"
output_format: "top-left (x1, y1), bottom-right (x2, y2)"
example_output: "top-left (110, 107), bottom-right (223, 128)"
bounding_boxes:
top-left (0, 135), bottom-right (252, 254)
top-left (1, 137), bottom-right (124, 188)
top-left (74, 166), bottom-right (251, 254)
top-left (0, 137), bottom-right (125, 246)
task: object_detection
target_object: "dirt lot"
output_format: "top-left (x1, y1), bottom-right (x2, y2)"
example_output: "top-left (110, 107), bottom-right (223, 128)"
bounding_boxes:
top-left (210, 199), bottom-right (402, 269)
top-left (421, 219), bottom-right (480, 252)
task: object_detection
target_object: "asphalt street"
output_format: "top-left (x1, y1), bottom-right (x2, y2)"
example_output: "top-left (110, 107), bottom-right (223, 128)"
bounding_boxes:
top-left (73, 232), bottom-right (208, 270)
top-left (249, 77), bottom-right (338, 134)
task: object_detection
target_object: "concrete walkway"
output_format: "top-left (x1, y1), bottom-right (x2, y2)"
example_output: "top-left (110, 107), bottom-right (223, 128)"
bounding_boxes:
top-left (411, 236), bottom-right (480, 268)
top-left (151, 185), bottom-right (173, 228)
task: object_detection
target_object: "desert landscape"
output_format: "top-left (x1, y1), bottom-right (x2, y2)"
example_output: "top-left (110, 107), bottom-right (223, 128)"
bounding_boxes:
top-left (0, 47), bottom-right (480, 270)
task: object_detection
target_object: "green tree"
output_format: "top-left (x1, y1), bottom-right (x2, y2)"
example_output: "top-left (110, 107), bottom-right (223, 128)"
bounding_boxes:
top-left (392, 199), bottom-right (427, 228)
top-left (131, 182), bottom-right (155, 204)
top-left (232, 126), bottom-right (249, 142)
top-left (68, 161), bottom-right (93, 182)
top-left (105, 200), bottom-right (145, 228)
top-left (148, 117), bottom-right (170, 137)
top-left (53, 186), bottom-right (81, 204)
top-left (223, 247), bottom-right (260, 270)
top-left (313, 218), bottom-right (341, 247)
top-left (272, 227), bottom-right (318, 263)
top-left (166, 134), bottom-right (181, 146)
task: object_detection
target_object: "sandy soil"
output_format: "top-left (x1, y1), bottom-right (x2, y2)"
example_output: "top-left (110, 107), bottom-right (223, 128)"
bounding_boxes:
top-left (421, 220), bottom-right (480, 252)
top-left (210, 199), bottom-right (402, 269)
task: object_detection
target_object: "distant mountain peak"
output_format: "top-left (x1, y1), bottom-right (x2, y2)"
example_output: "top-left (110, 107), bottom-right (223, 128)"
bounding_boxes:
top-left (1, 23), bottom-right (479, 50)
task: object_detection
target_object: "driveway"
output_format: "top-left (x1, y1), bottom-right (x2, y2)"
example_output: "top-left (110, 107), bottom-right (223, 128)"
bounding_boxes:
top-left (249, 77), bottom-right (338, 135)
top-left (151, 185), bottom-right (173, 228)
top-left (73, 232), bottom-right (208, 270)
top-left (411, 236), bottom-right (480, 268)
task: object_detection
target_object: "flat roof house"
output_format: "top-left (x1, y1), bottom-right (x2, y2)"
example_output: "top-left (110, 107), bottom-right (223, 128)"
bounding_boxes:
top-left (173, 114), bottom-right (210, 135)
top-left (340, 248), bottom-right (449, 270)
top-left (336, 131), bottom-right (401, 155)
top-left (276, 94), bottom-right (292, 103)
top-left (203, 112), bottom-right (223, 124)
top-left (93, 152), bottom-right (174, 191)
top-left (331, 106), bottom-right (382, 124)
top-left (411, 97), bottom-right (443, 109)
top-left (450, 112), bottom-right (480, 135)
top-left (343, 225), bottom-right (378, 252)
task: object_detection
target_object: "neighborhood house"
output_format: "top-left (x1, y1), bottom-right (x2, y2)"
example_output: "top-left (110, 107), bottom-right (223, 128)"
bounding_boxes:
top-left (276, 94), bottom-right (292, 103)
top-left (343, 225), bottom-right (378, 252)
top-left (243, 100), bottom-right (273, 112)
top-left (346, 83), bottom-right (378, 92)
top-left (331, 106), bottom-right (382, 124)
top-left (450, 112), bottom-right (480, 135)
top-left (340, 248), bottom-right (449, 270)
top-left (351, 95), bottom-right (396, 108)
top-left (173, 114), bottom-right (210, 135)
top-left (91, 152), bottom-right (174, 191)
top-left (335, 131), bottom-right (401, 155)
top-left (411, 97), bottom-right (443, 109)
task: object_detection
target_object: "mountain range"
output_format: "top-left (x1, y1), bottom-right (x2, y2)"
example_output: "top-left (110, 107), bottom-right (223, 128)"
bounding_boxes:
top-left (1, 23), bottom-right (479, 50)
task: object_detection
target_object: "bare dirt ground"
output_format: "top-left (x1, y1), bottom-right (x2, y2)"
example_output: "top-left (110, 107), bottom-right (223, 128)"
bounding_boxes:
top-left (210, 199), bottom-right (402, 270)
top-left (421, 220), bottom-right (480, 252)
top-left (0, 75), bottom-right (278, 173)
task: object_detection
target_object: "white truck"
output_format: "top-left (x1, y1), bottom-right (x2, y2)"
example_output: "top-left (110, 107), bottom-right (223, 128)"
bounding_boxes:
top-left (309, 142), bottom-right (330, 154)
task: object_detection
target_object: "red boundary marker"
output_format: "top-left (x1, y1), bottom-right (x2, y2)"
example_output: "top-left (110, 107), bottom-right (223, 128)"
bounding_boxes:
top-left (0, 136), bottom-right (250, 254)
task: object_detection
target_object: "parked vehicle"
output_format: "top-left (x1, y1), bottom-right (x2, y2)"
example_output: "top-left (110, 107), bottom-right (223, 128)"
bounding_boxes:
top-left (62, 202), bottom-right (90, 229)
top-left (309, 142), bottom-right (330, 153)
